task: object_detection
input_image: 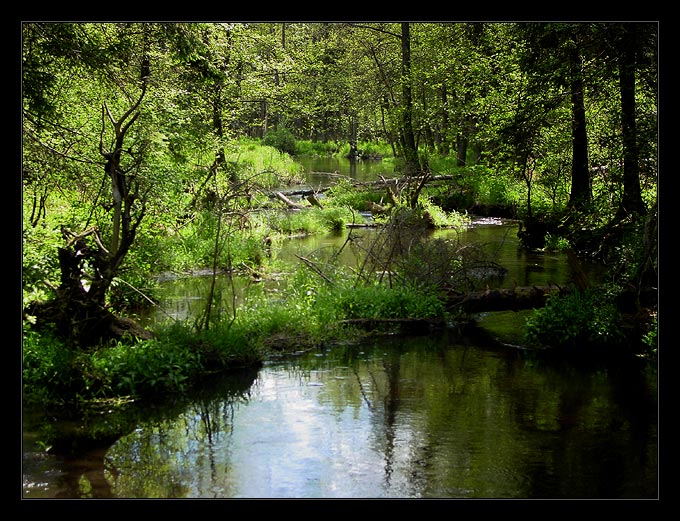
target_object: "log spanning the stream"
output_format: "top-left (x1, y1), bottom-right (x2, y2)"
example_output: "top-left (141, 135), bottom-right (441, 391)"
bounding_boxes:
top-left (337, 284), bottom-right (572, 333)
top-left (338, 285), bottom-right (574, 332)
top-left (445, 284), bottom-right (572, 313)
top-left (268, 174), bottom-right (460, 199)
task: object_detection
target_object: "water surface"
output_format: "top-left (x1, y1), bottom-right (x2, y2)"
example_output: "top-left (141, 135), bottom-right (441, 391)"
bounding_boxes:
top-left (23, 333), bottom-right (656, 498)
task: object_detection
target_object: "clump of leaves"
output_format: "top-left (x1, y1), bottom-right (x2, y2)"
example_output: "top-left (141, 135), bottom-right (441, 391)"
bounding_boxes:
top-left (524, 288), bottom-right (624, 348)
top-left (263, 126), bottom-right (297, 156)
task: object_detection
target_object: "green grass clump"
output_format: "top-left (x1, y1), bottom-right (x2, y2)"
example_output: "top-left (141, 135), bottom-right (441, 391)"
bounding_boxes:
top-left (330, 284), bottom-right (445, 321)
top-left (266, 206), bottom-right (357, 235)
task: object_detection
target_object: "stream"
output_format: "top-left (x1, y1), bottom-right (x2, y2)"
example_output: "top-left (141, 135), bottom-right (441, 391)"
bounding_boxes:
top-left (21, 159), bottom-right (658, 499)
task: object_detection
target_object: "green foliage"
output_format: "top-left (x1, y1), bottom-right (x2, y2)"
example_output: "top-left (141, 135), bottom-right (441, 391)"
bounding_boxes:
top-left (87, 336), bottom-right (203, 397)
top-left (324, 180), bottom-right (385, 211)
top-left (471, 168), bottom-right (524, 211)
top-left (22, 223), bottom-right (62, 307)
top-left (295, 139), bottom-right (341, 156)
top-left (544, 233), bottom-right (571, 252)
top-left (166, 210), bottom-right (271, 272)
top-left (642, 314), bottom-right (657, 354)
top-left (337, 141), bottom-right (393, 159)
top-left (416, 196), bottom-right (469, 228)
top-left (22, 328), bottom-right (81, 405)
top-left (425, 163), bottom-right (526, 215)
top-left (525, 288), bottom-right (624, 348)
top-left (331, 283), bottom-right (445, 321)
top-left (263, 127), bottom-right (297, 156)
top-left (225, 138), bottom-right (305, 187)
top-left (266, 206), bottom-right (356, 235)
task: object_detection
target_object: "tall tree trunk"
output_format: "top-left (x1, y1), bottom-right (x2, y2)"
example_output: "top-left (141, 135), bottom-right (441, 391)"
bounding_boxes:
top-left (438, 84), bottom-right (450, 154)
top-left (400, 22), bottom-right (421, 176)
top-left (456, 129), bottom-right (468, 167)
top-left (617, 23), bottom-right (646, 219)
top-left (349, 114), bottom-right (359, 159)
top-left (568, 49), bottom-right (591, 211)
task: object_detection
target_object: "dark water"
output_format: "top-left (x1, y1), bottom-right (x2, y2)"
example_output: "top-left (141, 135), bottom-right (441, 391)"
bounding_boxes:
top-left (22, 333), bottom-right (657, 498)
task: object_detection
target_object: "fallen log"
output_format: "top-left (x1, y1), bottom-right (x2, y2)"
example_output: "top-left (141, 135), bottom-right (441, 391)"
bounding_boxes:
top-left (306, 193), bottom-right (324, 208)
top-left (267, 174), bottom-right (459, 198)
top-left (274, 191), bottom-right (306, 210)
top-left (446, 284), bottom-right (572, 313)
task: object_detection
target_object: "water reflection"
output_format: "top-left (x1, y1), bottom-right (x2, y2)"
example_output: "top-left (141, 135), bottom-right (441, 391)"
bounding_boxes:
top-left (296, 156), bottom-right (395, 184)
top-left (101, 334), bottom-right (656, 498)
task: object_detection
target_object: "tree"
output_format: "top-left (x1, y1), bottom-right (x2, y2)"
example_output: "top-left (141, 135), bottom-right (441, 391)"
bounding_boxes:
top-left (609, 22), bottom-right (651, 219)
top-left (514, 23), bottom-right (593, 212)
top-left (23, 23), bottom-right (164, 346)
top-left (399, 22), bottom-right (421, 177)
top-left (566, 30), bottom-right (591, 211)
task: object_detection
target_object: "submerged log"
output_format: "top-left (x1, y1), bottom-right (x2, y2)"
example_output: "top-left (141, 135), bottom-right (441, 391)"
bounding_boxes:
top-left (446, 284), bottom-right (572, 313)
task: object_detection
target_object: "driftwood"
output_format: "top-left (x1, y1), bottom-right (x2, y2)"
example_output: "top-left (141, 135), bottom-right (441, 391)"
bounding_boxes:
top-left (306, 194), bottom-right (324, 208)
top-left (445, 284), bottom-right (572, 313)
top-left (274, 191), bottom-right (306, 209)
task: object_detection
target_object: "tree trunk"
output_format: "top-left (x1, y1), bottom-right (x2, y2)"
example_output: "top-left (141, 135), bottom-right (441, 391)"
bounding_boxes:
top-left (456, 131), bottom-right (468, 167)
top-left (28, 241), bottom-right (153, 347)
top-left (349, 114), bottom-right (359, 159)
top-left (274, 191), bottom-right (306, 209)
top-left (400, 22), bottom-right (421, 176)
top-left (616, 23), bottom-right (646, 219)
top-left (568, 51), bottom-right (591, 211)
top-left (438, 84), bottom-right (450, 154)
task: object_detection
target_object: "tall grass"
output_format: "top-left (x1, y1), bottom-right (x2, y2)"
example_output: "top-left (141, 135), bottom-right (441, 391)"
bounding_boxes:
top-left (226, 137), bottom-right (305, 187)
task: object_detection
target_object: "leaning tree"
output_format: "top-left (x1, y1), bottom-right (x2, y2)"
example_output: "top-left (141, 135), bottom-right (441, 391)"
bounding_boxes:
top-left (25, 24), bottom-right (155, 347)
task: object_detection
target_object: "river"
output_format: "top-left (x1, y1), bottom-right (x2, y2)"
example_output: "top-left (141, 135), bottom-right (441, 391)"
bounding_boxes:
top-left (21, 158), bottom-right (658, 499)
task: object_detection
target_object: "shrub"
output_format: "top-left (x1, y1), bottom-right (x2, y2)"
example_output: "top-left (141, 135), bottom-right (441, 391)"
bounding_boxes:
top-left (263, 127), bottom-right (297, 156)
top-left (87, 334), bottom-right (203, 397)
top-left (524, 288), bottom-right (624, 348)
top-left (22, 328), bottom-right (82, 405)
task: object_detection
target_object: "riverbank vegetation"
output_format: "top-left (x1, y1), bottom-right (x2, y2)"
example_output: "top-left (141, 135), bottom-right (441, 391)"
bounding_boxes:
top-left (22, 22), bottom-right (657, 408)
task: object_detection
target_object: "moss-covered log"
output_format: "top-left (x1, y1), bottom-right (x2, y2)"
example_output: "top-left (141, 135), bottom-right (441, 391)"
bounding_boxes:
top-left (446, 284), bottom-right (572, 313)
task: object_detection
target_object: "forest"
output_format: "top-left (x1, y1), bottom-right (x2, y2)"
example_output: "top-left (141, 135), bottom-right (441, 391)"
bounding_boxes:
top-left (22, 22), bottom-right (658, 407)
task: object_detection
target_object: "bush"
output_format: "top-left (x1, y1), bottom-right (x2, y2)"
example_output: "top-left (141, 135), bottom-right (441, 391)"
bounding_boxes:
top-left (524, 288), bottom-right (624, 348)
top-left (87, 336), bottom-right (203, 397)
top-left (263, 127), bottom-right (297, 156)
top-left (22, 328), bottom-right (82, 405)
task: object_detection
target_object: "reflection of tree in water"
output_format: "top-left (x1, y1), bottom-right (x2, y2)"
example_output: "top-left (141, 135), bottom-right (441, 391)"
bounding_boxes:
top-left (36, 367), bottom-right (259, 498)
top-left (379, 356), bottom-right (400, 487)
top-left (353, 343), bottom-right (431, 497)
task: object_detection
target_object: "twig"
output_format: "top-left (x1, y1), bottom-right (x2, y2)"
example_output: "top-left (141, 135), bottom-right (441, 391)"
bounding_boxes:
top-left (294, 254), bottom-right (335, 285)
